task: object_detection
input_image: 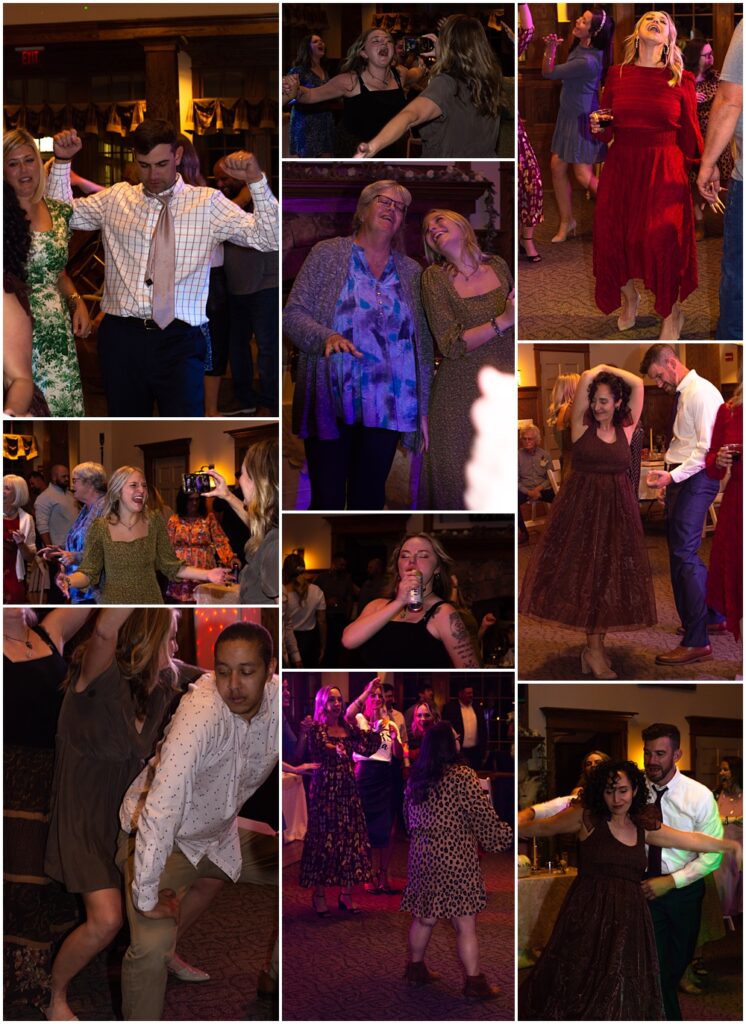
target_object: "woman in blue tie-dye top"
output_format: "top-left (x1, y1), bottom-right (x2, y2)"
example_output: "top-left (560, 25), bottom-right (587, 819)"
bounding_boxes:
top-left (283, 179), bottom-right (434, 510)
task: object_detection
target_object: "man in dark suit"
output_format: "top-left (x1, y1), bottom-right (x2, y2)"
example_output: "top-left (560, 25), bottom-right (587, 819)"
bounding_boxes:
top-left (442, 686), bottom-right (487, 771)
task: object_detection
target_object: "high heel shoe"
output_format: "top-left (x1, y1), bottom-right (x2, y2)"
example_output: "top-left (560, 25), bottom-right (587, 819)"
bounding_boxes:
top-left (312, 893), bottom-right (331, 917)
top-left (519, 240), bottom-right (542, 263)
top-left (617, 289), bottom-right (640, 331)
top-left (338, 893), bottom-right (361, 914)
top-left (167, 954), bottom-right (211, 982)
top-left (659, 304), bottom-right (684, 341)
top-left (580, 646), bottom-right (618, 680)
top-left (550, 221), bottom-right (577, 243)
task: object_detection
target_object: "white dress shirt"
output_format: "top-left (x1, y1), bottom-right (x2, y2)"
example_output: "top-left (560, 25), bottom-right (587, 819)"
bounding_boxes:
top-left (460, 702), bottom-right (478, 749)
top-left (532, 794), bottom-right (573, 820)
top-left (119, 673), bottom-right (278, 911)
top-left (647, 768), bottom-right (723, 888)
top-left (46, 162), bottom-right (279, 326)
top-left (666, 369), bottom-right (724, 483)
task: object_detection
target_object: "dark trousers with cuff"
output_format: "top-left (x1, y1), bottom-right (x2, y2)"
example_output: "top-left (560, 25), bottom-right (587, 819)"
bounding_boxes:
top-left (648, 877), bottom-right (704, 1021)
top-left (304, 423), bottom-right (400, 510)
top-left (97, 314), bottom-right (206, 416)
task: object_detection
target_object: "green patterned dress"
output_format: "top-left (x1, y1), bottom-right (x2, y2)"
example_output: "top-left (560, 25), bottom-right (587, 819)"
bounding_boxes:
top-left (27, 199), bottom-right (85, 416)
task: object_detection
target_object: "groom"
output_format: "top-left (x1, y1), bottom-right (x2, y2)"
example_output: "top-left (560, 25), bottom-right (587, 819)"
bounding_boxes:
top-left (641, 723), bottom-right (722, 1022)
top-left (639, 345), bottom-right (724, 664)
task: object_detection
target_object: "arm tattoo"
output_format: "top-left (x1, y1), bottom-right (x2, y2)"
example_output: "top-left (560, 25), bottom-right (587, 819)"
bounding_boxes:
top-left (448, 612), bottom-right (479, 667)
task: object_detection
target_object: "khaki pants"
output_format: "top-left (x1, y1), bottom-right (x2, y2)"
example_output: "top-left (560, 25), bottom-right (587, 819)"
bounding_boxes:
top-left (116, 826), bottom-right (277, 1021)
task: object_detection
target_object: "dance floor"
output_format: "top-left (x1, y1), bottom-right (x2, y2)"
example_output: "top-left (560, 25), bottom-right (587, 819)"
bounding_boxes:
top-left (517, 192), bottom-right (724, 341)
top-left (517, 523), bottom-right (743, 681)
top-left (282, 840), bottom-right (515, 1021)
top-left (5, 879), bottom-right (277, 1022)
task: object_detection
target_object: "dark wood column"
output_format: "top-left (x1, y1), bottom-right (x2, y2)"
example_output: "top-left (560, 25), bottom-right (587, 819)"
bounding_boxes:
top-left (143, 40), bottom-right (179, 124)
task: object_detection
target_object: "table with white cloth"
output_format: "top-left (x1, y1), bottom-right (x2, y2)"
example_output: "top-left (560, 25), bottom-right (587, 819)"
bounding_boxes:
top-left (193, 582), bottom-right (242, 604)
top-left (518, 868), bottom-right (577, 967)
top-left (282, 771), bottom-right (308, 844)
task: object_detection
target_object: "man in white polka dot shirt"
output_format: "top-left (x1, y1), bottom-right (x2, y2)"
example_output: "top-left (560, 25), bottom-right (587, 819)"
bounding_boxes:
top-left (117, 621), bottom-right (278, 1020)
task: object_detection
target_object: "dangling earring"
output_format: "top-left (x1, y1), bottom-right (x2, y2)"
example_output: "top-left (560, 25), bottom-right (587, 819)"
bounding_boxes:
top-left (634, 36), bottom-right (639, 53)
top-left (433, 570), bottom-right (442, 592)
top-left (661, 43), bottom-right (669, 61)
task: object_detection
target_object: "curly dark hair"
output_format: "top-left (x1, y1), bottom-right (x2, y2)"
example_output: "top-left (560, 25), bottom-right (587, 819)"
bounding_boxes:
top-left (587, 371), bottom-right (632, 426)
top-left (714, 754), bottom-right (743, 796)
top-left (406, 721), bottom-right (465, 805)
top-left (582, 759), bottom-right (649, 819)
top-left (293, 33), bottom-right (327, 72)
top-left (3, 181), bottom-right (31, 297)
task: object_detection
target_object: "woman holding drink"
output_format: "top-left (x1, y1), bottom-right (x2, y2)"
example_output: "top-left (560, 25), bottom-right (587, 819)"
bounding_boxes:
top-left (591, 11), bottom-right (703, 339)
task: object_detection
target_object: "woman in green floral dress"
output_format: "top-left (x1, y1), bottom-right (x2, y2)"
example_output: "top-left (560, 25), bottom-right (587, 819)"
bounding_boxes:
top-left (4, 129), bottom-right (88, 416)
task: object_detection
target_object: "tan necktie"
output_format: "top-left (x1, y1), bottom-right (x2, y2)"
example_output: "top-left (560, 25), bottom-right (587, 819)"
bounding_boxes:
top-left (145, 192), bottom-right (175, 329)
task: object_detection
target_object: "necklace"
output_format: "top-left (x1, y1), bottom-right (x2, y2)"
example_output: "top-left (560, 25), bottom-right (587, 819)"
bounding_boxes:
top-left (118, 515), bottom-right (142, 532)
top-left (457, 261), bottom-right (482, 281)
top-left (4, 628), bottom-right (33, 657)
top-left (366, 66), bottom-right (391, 87)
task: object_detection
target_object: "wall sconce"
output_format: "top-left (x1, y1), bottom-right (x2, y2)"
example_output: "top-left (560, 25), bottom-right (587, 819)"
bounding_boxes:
top-left (556, 4), bottom-right (571, 23)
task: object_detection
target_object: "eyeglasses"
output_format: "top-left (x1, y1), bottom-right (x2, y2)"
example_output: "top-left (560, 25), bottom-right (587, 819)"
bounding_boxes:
top-left (375, 195), bottom-right (407, 214)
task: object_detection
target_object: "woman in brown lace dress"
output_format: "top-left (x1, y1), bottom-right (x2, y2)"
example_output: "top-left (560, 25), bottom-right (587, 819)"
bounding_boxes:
top-left (519, 364), bottom-right (655, 678)
top-left (518, 760), bottom-right (740, 1021)
top-left (421, 210), bottom-right (514, 509)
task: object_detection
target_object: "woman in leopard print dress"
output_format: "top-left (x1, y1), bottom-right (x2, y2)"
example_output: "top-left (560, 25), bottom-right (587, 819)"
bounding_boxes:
top-left (401, 722), bottom-right (512, 999)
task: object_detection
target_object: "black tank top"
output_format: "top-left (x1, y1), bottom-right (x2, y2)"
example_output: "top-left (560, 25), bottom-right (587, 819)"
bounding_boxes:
top-left (357, 600), bottom-right (452, 668)
top-left (336, 67), bottom-right (408, 158)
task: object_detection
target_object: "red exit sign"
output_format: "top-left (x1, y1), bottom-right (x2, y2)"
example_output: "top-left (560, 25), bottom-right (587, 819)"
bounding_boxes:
top-left (15, 47), bottom-right (44, 66)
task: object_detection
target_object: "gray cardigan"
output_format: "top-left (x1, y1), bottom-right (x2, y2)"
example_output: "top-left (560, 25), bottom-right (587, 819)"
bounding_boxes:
top-left (283, 235), bottom-right (434, 451)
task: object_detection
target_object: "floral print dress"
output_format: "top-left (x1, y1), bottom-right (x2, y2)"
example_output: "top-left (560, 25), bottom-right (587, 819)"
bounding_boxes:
top-left (26, 199), bottom-right (84, 416)
top-left (299, 721), bottom-right (381, 887)
top-left (518, 26), bottom-right (544, 228)
top-left (165, 512), bottom-right (235, 603)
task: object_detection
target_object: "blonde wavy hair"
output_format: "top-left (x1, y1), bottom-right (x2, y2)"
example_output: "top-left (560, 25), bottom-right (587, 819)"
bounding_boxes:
top-left (431, 14), bottom-right (507, 119)
top-left (422, 209), bottom-right (486, 270)
top-left (243, 438), bottom-right (278, 554)
top-left (64, 609), bottom-right (179, 719)
top-left (3, 129), bottom-right (45, 204)
top-left (103, 466), bottom-right (150, 524)
top-left (547, 373), bottom-right (580, 426)
top-left (621, 11), bottom-right (683, 87)
top-left (340, 27), bottom-right (395, 75)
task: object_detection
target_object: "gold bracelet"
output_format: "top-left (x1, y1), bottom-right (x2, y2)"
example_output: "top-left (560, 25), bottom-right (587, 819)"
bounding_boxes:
top-left (66, 292), bottom-right (80, 313)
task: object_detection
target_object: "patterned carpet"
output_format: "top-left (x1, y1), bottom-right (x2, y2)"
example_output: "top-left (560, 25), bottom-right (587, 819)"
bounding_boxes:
top-left (517, 192), bottom-right (723, 341)
top-left (282, 840), bottom-right (515, 1021)
top-left (517, 521), bottom-right (743, 681)
top-left (6, 879), bottom-right (277, 1021)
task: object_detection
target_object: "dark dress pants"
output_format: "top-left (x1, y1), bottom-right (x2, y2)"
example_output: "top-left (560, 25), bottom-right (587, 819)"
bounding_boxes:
top-left (227, 289), bottom-right (279, 412)
top-left (648, 878), bottom-right (704, 1021)
top-left (304, 424), bottom-right (400, 510)
top-left (665, 470), bottom-right (720, 646)
top-left (97, 314), bottom-right (206, 416)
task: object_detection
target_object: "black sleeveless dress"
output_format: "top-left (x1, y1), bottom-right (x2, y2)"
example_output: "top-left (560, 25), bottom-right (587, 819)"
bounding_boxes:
top-left (356, 600), bottom-right (452, 668)
top-left (335, 67), bottom-right (408, 157)
top-left (519, 809), bottom-right (664, 1020)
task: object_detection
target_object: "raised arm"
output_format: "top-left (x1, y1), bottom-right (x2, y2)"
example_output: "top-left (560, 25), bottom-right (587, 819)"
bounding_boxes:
top-left (518, 802), bottom-right (584, 838)
top-left (343, 677), bottom-right (381, 724)
top-left (76, 608), bottom-right (137, 691)
top-left (646, 823), bottom-right (738, 869)
top-left (431, 604), bottom-right (480, 668)
top-left (354, 95), bottom-right (442, 158)
top-left (40, 606), bottom-right (97, 653)
top-left (284, 70), bottom-right (357, 105)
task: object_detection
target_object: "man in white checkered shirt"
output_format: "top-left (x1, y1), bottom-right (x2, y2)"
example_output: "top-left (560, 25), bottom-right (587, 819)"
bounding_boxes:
top-left (47, 120), bottom-right (279, 417)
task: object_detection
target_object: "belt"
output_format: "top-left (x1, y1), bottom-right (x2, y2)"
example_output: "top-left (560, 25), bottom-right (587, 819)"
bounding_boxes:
top-left (107, 314), bottom-right (191, 331)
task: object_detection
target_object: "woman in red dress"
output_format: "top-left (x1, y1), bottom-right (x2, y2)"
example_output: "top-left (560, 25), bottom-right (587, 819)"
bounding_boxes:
top-left (591, 11), bottom-right (702, 341)
top-left (705, 382), bottom-right (742, 639)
